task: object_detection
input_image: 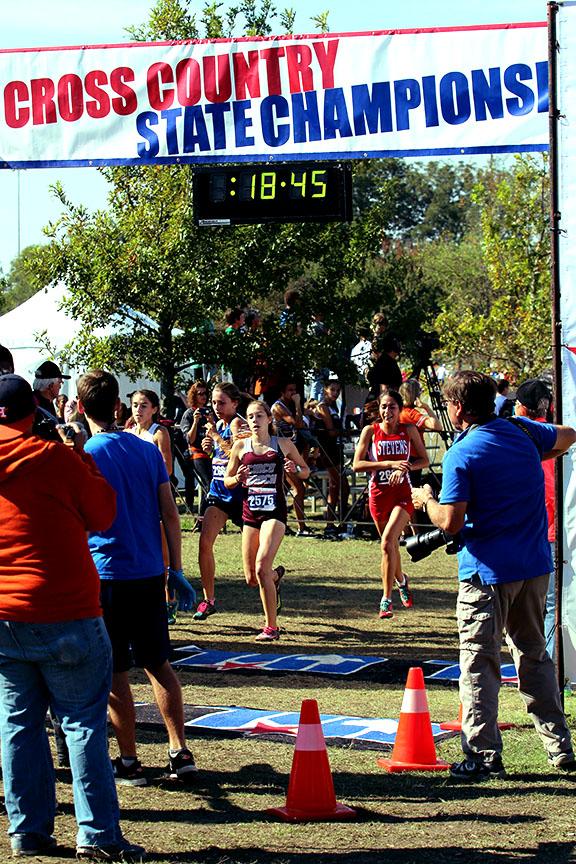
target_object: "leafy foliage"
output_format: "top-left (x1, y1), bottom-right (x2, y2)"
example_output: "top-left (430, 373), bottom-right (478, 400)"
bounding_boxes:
top-left (433, 155), bottom-right (551, 377)
top-left (0, 245), bottom-right (47, 314)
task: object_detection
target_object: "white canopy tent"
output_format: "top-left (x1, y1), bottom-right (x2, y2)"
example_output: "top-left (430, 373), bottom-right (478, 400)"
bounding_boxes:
top-left (0, 282), bottom-right (160, 399)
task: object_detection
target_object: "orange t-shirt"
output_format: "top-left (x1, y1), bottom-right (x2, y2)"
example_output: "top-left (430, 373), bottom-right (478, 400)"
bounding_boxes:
top-left (0, 435), bottom-right (116, 622)
top-left (399, 407), bottom-right (427, 442)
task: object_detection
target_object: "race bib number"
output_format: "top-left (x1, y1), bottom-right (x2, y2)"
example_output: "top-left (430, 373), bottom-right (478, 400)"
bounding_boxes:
top-left (248, 489), bottom-right (277, 511)
top-left (377, 468), bottom-right (395, 485)
top-left (212, 460), bottom-right (226, 479)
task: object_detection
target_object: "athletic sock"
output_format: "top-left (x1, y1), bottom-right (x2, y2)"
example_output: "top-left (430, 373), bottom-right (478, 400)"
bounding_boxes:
top-left (121, 756), bottom-right (138, 767)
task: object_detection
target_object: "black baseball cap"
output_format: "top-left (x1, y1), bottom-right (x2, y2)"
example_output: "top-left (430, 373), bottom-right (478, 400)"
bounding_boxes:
top-left (516, 379), bottom-right (552, 413)
top-left (0, 375), bottom-right (36, 441)
top-left (34, 360), bottom-right (71, 380)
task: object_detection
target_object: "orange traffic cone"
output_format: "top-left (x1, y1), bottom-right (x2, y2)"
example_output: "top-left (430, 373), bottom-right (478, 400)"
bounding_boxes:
top-left (441, 702), bottom-right (514, 732)
top-left (267, 699), bottom-right (357, 822)
top-left (377, 666), bottom-right (450, 772)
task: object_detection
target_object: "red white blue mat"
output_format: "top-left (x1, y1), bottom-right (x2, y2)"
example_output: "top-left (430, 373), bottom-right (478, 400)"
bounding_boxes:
top-left (134, 703), bottom-right (455, 750)
top-left (425, 660), bottom-right (518, 684)
top-left (173, 648), bottom-right (388, 676)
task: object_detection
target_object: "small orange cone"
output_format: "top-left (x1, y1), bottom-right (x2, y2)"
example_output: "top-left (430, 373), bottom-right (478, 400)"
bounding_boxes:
top-left (377, 666), bottom-right (450, 772)
top-left (267, 699), bottom-right (357, 821)
top-left (441, 702), bottom-right (514, 732)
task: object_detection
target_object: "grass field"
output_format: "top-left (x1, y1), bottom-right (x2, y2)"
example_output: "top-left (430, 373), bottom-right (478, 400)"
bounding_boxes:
top-left (3, 527), bottom-right (575, 863)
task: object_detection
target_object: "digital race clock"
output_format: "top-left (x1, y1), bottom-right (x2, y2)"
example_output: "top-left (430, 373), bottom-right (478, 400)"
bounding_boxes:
top-left (193, 162), bottom-right (352, 226)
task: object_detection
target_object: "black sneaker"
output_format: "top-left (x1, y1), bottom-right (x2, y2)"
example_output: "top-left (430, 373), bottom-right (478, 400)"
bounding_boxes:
top-left (323, 525), bottom-right (340, 540)
top-left (548, 750), bottom-right (576, 771)
top-left (111, 757), bottom-right (148, 787)
top-left (450, 755), bottom-right (506, 782)
top-left (168, 747), bottom-right (198, 780)
top-left (76, 836), bottom-right (146, 862)
top-left (11, 833), bottom-right (57, 857)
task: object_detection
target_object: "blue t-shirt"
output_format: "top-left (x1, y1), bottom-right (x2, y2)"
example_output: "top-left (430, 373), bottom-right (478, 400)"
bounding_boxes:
top-left (440, 416), bottom-right (556, 584)
top-left (85, 431), bottom-right (169, 580)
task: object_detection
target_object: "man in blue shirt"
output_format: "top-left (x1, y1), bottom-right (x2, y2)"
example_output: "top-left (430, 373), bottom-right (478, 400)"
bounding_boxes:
top-left (78, 370), bottom-right (197, 788)
top-left (413, 371), bottom-right (576, 781)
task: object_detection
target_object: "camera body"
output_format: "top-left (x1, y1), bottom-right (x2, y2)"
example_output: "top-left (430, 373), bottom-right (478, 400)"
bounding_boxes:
top-left (404, 528), bottom-right (461, 563)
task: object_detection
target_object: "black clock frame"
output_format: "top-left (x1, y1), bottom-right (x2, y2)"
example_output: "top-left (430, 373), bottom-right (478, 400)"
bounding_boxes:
top-left (192, 161), bottom-right (352, 226)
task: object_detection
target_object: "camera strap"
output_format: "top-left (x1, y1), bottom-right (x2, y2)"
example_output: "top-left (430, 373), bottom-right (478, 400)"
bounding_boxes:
top-left (507, 416), bottom-right (544, 458)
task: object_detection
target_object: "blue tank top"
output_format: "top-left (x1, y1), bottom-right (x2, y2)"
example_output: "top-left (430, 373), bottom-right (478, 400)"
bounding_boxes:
top-left (208, 419), bottom-right (244, 503)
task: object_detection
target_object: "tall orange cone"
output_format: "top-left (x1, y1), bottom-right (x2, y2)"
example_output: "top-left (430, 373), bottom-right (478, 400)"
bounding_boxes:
top-left (377, 666), bottom-right (450, 772)
top-left (441, 701), bottom-right (514, 732)
top-left (267, 699), bottom-right (357, 822)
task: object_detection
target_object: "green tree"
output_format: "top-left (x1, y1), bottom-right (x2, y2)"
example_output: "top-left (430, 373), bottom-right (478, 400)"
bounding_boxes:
top-left (29, 0), bottom-right (342, 395)
top-left (1, 245), bottom-right (47, 313)
top-left (434, 155), bottom-right (551, 377)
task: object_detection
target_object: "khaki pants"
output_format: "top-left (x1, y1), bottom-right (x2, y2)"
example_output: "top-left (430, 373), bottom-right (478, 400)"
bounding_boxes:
top-left (457, 573), bottom-right (572, 761)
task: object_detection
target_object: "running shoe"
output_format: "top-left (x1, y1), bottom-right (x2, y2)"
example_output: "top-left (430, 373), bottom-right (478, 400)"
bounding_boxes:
top-left (193, 599), bottom-right (216, 620)
top-left (295, 527), bottom-right (315, 537)
top-left (166, 601), bottom-right (178, 625)
top-left (255, 626), bottom-right (281, 641)
top-left (274, 565), bottom-right (285, 613)
top-left (396, 574), bottom-right (414, 608)
top-left (167, 747), bottom-right (198, 780)
top-left (450, 755), bottom-right (506, 782)
top-left (323, 524), bottom-right (340, 540)
top-left (379, 597), bottom-right (394, 619)
top-left (111, 757), bottom-right (148, 787)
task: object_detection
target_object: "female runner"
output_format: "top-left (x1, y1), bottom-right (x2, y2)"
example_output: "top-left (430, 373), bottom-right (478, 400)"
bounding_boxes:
top-left (352, 389), bottom-right (429, 619)
top-left (126, 389), bottom-right (181, 619)
top-left (193, 382), bottom-right (247, 620)
top-left (225, 401), bottom-right (310, 641)
top-left (127, 389), bottom-right (173, 475)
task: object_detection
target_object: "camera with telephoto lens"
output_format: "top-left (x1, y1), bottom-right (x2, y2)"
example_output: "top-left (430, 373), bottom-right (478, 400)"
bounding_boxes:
top-left (33, 410), bottom-right (77, 443)
top-left (403, 528), bottom-right (461, 563)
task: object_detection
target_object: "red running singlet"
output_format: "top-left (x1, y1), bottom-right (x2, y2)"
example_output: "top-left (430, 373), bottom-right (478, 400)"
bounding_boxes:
top-left (368, 422), bottom-right (414, 522)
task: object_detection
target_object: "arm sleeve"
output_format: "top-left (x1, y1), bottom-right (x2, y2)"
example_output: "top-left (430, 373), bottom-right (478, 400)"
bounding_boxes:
top-left (515, 417), bottom-right (557, 454)
top-left (63, 448), bottom-right (117, 532)
top-left (439, 446), bottom-right (471, 505)
top-left (180, 409), bottom-right (193, 437)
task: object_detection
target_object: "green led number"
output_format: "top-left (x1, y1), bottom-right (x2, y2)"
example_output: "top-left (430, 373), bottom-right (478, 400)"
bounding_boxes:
top-left (261, 172), bottom-right (276, 200)
top-left (291, 171), bottom-right (306, 197)
top-left (311, 170), bottom-right (327, 198)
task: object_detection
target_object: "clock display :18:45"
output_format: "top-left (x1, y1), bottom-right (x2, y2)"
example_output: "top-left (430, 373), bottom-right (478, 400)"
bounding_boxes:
top-left (238, 169), bottom-right (328, 201)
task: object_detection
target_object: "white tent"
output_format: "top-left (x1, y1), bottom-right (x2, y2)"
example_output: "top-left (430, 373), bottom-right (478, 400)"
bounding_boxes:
top-left (0, 282), bottom-right (160, 399)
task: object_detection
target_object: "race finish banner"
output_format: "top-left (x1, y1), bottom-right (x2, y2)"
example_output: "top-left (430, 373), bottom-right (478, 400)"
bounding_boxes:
top-left (0, 22), bottom-right (547, 169)
top-left (554, 0), bottom-right (576, 686)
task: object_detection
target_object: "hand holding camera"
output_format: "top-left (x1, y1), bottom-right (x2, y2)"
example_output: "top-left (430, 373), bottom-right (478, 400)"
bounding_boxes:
top-left (56, 422), bottom-right (87, 452)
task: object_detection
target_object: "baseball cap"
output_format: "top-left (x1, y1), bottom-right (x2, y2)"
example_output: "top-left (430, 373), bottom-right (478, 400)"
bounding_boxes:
top-left (0, 375), bottom-right (36, 441)
top-left (516, 379), bottom-right (552, 413)
top-left (34, 360), bottom-right (71, 380)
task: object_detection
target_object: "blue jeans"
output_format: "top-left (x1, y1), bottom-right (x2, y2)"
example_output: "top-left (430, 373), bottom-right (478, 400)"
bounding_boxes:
top-left (0, 617), bottom-right (121, 847)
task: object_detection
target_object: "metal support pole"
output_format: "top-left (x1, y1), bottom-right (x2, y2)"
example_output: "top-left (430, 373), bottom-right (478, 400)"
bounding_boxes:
top-left (548, 1), bottom-right (566, 697)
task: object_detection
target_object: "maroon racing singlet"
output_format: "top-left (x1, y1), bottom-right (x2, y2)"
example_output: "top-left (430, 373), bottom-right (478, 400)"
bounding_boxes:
top-left (241, 436), bottom-right (288, 528)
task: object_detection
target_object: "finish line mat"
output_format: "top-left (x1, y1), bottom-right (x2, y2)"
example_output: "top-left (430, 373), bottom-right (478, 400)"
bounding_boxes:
top-left (134, 703), bottom-right (456, 751)
top-left (173, 648), bottom-right (388, 676)
top-left (425, 660), bottom-right (518, 684)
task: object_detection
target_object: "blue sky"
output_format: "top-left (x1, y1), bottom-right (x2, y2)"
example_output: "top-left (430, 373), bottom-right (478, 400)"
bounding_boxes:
top-left (0, 0), bottom-right (548, 274)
